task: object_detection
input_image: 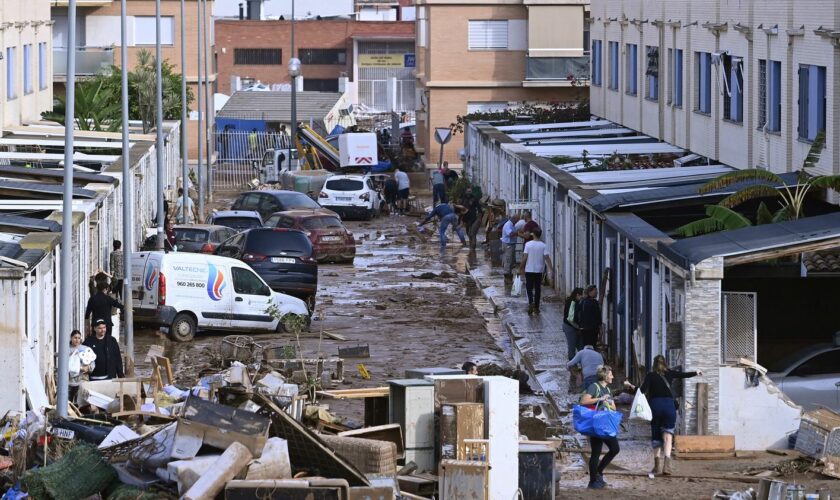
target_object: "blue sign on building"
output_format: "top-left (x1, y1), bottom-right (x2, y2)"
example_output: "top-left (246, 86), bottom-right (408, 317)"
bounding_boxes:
top-left (404, 53), bottom-right (416, 68)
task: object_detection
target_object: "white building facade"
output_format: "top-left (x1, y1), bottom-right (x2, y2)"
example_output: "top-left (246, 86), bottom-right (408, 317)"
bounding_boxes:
top-left (589, 0), bottom-right (840, 181)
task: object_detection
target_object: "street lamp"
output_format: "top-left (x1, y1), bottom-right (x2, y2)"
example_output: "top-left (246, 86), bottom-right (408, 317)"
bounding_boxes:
top-left (288, 57), bottom-right (300, 171)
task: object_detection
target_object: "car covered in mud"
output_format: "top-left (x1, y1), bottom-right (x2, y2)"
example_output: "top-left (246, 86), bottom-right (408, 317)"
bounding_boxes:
top-left (263, 210), bottom-right (356, 263)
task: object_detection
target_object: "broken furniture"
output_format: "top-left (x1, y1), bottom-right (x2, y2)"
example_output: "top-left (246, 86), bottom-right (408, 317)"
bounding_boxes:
top-left (339, 423), bottom-right (405, 459)
top-left (319, 434), bottom-right (398, 475)
top-left (173, 396), bottom-right (271, 458)
top-left (518, 443), bottom-right (556, 500)
top-left (439, 403), bottom-right (484, 461)
top-left (795, 408), bottom-right (840, 459)
top-left (404, 367), bottom-right (465, 379)
top-left (225, 479), bottom-right (349, 499)
top-left (317, 387), bottom-right (391, 427)
top-left (388, 379), bottom-right (435, 471)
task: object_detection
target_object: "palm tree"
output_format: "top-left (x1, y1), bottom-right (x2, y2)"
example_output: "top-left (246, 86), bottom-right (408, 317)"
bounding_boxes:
top-left (675, 131), bottom-right (840, 237)
top-left (43, 80), bottom-right (121, 132)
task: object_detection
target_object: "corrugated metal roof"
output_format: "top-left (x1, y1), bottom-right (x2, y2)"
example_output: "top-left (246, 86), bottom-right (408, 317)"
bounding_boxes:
top-left (0, 215), bottom-right (62, 232)
top-left (0, 180), bottom-right (98, 199)
top-left (659, 212), bottom-right (840, 269)
top-left (515, 142), bottom-right (685, 157)
top-left (0, 241), bottom-right (46, 270)
top-left (0, 165), bottom-right (117, 185)
top-left (217, 91), bottom-right (343, 122)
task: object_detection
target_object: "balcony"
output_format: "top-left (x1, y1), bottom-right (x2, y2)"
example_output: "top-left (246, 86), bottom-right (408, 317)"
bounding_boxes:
top-left (524, 56), bottom-right (590, 87)
top-left (53, 47), bottom-right (115, 81)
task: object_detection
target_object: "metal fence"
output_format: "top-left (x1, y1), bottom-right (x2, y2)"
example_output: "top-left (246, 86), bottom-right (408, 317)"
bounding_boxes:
top-left (213, 130), bottom-right (292, 189)
top-left (721, 291), bottom-right (757, 362)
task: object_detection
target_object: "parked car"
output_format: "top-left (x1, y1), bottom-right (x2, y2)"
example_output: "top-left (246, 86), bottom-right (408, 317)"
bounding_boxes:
top-left (215, 228), bottom-right (318, 310)
top-left (263, 210), bottom-right (356, 263)
top-left (766, 335), bottom-right (840, 411)
top-left (174, 224), bottom-right (238, 253)
top-left (318, 174), bottom-right (384, 220)
top-left (130, 251), bottom-right (309, 342)
top-left (231, 190), bottom-right (334, 221)
top-left (205, 210), bottom-right (263, 232)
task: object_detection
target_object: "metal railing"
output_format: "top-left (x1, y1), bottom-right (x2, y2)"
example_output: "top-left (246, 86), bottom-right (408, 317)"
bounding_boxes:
top-left (525, 56), bottom-right (590, 82)
top-left (53, 47), bottom-right (115, 76)
top-left (214, 130), bottom-right (292, 189)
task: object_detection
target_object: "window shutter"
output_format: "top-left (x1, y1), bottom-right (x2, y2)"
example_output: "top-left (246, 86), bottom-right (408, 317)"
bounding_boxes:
top-left (469, 20), bottom-right (508, 49)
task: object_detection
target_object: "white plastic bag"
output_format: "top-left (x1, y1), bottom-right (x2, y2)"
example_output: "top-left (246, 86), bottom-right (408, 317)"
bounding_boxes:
top-left (511, 275), bottom-right (522, 297)
top-left (629, 389), bottom-right (653, 421)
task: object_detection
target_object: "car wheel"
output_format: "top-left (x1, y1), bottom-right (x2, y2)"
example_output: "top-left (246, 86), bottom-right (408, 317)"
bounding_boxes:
top-left (305, 294), bottom-right (316, 312)
top-left (280, 313), bottom-right (311, 333)
top-left (170, 313), bottom-right (196, 342)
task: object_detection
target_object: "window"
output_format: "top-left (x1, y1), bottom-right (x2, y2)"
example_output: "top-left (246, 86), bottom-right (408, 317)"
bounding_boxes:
top-left (722, 55), bottom-right (744, 123)
top-left (299, 48), bottom-right (346, 65)
top-left (325, 178), bottom-right (365, 191)
top-left (608, 41), bottom-right (619, 90)
top-left (591, 40), bottom-right (602, 86)
top-left (6, 47), bottom-right (15, 100)
top-left (234, 48), bottom-right (282, 65)
top-left (303, 78), bottom-right (339, 92)
top-left (791, 349), bottom-right (840, 377)
top-left (38, 42), bottom-right (47, 90)
top-left (768, 60), bottom-right (782, 132)
top-left (625, 44), bottom-right (638, 96)
top-left (670, 49), bottom-right (683, 107)
top-left (23, 44), bottom-right (32, 95)
top-left (758, 60), bottom-right (767, 129)
top-left (798, 64), bottom-right (826, 141)
top-left (645, 46), bottom-right (658, 100)
top-left (695, 51), bottom-right (712, 114)
top-left (468, 20), bottom-right (508, 50)
top-left (134, 16), bottom-right (175, 45)
top-left (232, 267), bottom-right (270, 296)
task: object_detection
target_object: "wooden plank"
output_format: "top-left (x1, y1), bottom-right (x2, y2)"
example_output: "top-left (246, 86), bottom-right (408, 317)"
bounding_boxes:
top-left (696, 383), bottom-right (708, 435)
top-left (674, 435), bottom-right (735, 454)
top-left (674, 451), bottom-right (737, 460)
top-left (323, 331), bottom-right (348, 341)
top-left (317, 387), bottom-right (390, 399)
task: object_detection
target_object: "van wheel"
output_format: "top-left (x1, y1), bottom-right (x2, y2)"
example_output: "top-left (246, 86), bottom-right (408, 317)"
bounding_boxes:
top-left (280, 313), bottom-right (310, 333)
top-left (170, 313), bottom-right (196, 342)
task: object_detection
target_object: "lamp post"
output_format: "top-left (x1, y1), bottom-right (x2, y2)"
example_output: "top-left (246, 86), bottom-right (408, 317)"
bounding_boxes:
top-left (288, 0), bottom-right (298, 171)
top-left (154, 0), bottom-right (165, 250)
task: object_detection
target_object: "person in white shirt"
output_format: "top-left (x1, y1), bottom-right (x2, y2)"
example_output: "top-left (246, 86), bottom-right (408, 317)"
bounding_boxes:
top-left (175, 188), bottom-right (197, 224)
top-left (394, 169), bottom-right (410, 214)
top-left (500, 213), bottom-right (520, 279)
top-left (518, 228), bottom-right (552, 314)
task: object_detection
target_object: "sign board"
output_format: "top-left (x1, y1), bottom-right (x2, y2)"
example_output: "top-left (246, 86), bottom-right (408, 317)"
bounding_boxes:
top-left (359, 54), bottom-right (406, 68)
top-left (434, 128), bottom-right (452, 145)
top-left (507, 200), bottom-right (539, 212)
top-left (404, 53), bottom-right (416, 68)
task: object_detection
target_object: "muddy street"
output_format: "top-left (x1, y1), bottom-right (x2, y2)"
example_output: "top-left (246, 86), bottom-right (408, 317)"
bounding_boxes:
top-left (131, 204), bottom-right (510, 422)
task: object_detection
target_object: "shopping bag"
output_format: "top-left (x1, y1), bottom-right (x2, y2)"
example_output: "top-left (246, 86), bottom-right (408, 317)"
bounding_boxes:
top-left (572, 405), bottom-right (595, 435)
top-left (629, 389), bottom-right (653, 421)
top-left (592, 408), bottom-right (623, 438)
top-left (511, 275), bottom-right (522, 296)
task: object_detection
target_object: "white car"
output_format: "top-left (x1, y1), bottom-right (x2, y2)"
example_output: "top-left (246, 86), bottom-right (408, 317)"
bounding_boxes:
top-left (318, 174), bottom-right (384, 220)
top-left (130, 251), bottom-right (309, 342)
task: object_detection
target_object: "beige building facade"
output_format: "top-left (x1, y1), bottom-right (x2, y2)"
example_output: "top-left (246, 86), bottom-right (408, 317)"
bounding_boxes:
top-left (415, 0), bottom-right (589, 166)
top-left (590, 0), bottom-right (840, 179)
top-left (52, 0), bottom-right (215, 158)
top-left (1, 0), bottom-right (53, 133)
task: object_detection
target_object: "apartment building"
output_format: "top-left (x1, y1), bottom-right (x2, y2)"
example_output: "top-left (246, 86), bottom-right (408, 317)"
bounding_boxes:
top-left (215, 18), bottom-right (415, 112)
top-left (415, 0), bottom-right (590, 166)
top-left (0, 0), bottom-right (53, 134)
top-left (590, 0), bottom-right (839, 179)
top-left (51, 0), bottom-right (216, 158)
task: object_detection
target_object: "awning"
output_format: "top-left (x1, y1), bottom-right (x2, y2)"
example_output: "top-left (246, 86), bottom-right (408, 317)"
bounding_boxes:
top-left (0, 214), bottom-right (62, 233)
top-left (0, 180), bottom-right (98, 199)
top-left (659, 212), bottom-right (840, 269)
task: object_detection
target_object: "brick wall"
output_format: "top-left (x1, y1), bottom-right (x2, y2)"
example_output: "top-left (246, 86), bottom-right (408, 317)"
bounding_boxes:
top-left (215, 19), bottom-right (415, 94)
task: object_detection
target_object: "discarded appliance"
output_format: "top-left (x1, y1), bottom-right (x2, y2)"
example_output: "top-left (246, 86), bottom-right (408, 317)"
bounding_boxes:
top-left (388, 379), bottom-right (435, 472)
top-left (518, 443), bottom-right (556, 500)
top-left (795, 408), bottom-right (840, 459)
top-left (404, 367), bottom-right (465, 379)
top-left (440, 403), bottom-right (484, 461)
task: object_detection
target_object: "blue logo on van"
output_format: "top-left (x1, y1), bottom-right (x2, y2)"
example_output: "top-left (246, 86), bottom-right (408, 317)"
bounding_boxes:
top-left (206, 264), bottom-right (226, 301)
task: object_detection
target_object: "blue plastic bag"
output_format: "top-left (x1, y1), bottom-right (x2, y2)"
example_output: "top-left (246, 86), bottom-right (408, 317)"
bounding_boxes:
top-left (573, 404), bottom-right (623, 438)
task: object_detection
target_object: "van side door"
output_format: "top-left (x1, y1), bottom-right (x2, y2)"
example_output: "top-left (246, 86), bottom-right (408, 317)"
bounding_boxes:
top-left (230, 266), bottom-right (276, 331)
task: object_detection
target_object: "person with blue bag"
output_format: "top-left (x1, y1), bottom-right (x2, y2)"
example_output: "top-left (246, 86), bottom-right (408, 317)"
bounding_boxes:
top-left (577, 365), bottom-right (622, 489)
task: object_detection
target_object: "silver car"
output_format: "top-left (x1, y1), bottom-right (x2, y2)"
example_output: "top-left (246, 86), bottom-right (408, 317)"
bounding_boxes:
top-left (766, 343), bottom-right (840, 411)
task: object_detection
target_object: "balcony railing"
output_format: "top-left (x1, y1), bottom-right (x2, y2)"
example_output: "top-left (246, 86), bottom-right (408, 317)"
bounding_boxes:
top-left (525, 56), bottom-right (590, 82)
top-left (53, 47), bottom-right (115, 77)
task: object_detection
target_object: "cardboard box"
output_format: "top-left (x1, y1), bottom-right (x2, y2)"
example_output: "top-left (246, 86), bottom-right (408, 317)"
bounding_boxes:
top-left (173, 397), bottom-right (270, 458)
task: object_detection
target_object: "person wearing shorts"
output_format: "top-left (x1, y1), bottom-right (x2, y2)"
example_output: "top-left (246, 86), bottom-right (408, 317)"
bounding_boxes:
top-left (394, 168), bottom-right (410, 214)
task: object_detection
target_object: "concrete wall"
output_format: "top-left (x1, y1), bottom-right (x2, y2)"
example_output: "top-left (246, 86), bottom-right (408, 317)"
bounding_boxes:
top-left (719, 367), bottom-right (801, 450)
top-left (0, 271), bottom-right (26, 413)
top-left (590, 0), bottom-right (839, 179)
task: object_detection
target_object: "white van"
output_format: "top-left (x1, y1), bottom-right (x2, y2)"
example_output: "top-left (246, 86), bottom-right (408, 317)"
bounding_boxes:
top-left (131, 251), bottom-right (309, 342)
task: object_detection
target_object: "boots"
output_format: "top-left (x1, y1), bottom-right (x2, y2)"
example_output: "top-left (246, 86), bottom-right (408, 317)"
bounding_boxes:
top-left (662, 456), bottom-right (673, 476)
top-left (651, 457), bottom-right (662, 475)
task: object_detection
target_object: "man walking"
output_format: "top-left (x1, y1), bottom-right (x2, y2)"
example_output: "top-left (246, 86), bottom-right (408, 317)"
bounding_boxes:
top-left (83, 319), bottom-right (124, 380)
top-left (567, 345), bottom-right (604, 389)
top-left (577, 285), bottom-right (602, 347)
top-left (419, 203), bottom-right (466, 249)
top-left (518, 228), bottom-right (552, 314)
top-left (394, 168), bottom-right (410, 214)
top-left (431, 167), bottom-right (447, 206)
top-left (85, 281), bottom-right (124, 338)
top-left (501, 213), bottom-right (521, 280)
top-left (175, 188), bottom-right (197, 224)
top-left (384, 174), bottom-right (399, 215)
top-left (109, 240), bottom-right (125, 301)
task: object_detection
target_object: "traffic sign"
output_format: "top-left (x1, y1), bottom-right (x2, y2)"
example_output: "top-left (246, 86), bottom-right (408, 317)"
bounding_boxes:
top-left (434, 127), bottom-right (452, 145)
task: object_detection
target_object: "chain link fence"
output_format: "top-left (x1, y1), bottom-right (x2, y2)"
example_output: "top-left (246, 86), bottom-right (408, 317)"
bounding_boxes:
top-left (213, 130), bottom-right (292, 189)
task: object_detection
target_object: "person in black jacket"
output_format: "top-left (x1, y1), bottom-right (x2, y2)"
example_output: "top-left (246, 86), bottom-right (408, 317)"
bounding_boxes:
top-left (627, 355), bottom-right (703, 476)
top-left (562, 287), bottom-right (584, 360)
top-left (83, 319), bottom-right (125, 380)
top-left (576, 285), bottom-right (601, 347)
top-left (85, 281), bottom-right (124, 338)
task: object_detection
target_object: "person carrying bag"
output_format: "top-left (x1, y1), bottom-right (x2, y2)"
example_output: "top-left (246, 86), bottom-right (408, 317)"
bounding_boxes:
top-left (574, 365), bottom-right (622, 490)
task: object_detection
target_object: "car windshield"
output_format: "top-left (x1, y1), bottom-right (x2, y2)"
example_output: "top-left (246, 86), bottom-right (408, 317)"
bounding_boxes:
top-left (247, 230), bottom-right (313, 255)
top-left (174, 228), bottom-right (209, 242)
top-left (325, 179), bottom-right (364, 192)
top-left (276, 192), bottom-right (321, 209)
top-left (766, 345), bottom-right (827, 373)
top-left (302, 216), bottom-right (343, 230)
top-left (216, 217), bottom-right (262, 230)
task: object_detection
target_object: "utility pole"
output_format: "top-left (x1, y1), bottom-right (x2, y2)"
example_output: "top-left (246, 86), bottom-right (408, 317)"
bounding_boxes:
top-left (154, 0), bottom-right (165, 250)
top-left (202, 0), bottom-right (213, 203)
top-left (180, 0), bottom-right (189, 223)
top-left (196, 0), bottom-right (205, 218)
top-left (288, 0), bottom-right (300, 172)
top-left (57, 0), bottom-right (77, 417)
top-left (120, 0), bottom-right (135, 372)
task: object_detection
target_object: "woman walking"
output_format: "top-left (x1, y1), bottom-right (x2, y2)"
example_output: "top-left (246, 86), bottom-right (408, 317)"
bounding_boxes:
top-left (579, 365), bottom-right (621, 489)
top-left (628, 355), bottom-right (703, 476)
top-left (68, 329), bottom-right (96, 404)
top-left (577, 285), bottom-right (601, 347)
top-left (563, 287), bottom-right (583, 360)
